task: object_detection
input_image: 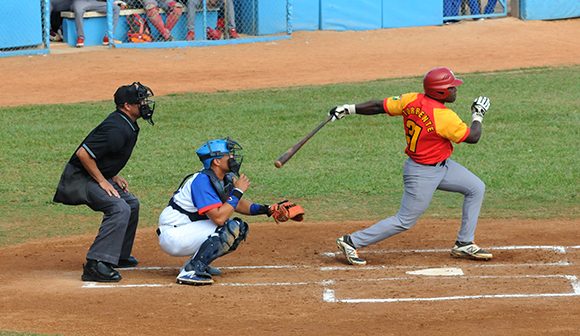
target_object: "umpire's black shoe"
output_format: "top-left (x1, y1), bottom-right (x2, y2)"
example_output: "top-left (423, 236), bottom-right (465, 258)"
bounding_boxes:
top-left (115, 256), bottom-right (139, 268)
top-left (81, 259), bottom-right (122, 282)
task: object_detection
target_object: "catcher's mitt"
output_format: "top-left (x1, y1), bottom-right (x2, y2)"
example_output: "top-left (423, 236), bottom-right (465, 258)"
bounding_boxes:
top-left (269, 200), bottom-right (304, 224)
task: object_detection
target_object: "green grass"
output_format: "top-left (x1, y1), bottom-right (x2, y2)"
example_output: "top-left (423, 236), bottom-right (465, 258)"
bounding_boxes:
top-left (0, 66), bottom-right (578, 246)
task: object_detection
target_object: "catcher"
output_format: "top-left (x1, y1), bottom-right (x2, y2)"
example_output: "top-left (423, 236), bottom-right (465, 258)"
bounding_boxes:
top-left (157, 137), bottom-right (304, 286)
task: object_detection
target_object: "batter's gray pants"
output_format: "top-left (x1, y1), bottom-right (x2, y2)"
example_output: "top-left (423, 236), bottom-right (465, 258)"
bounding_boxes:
top-left (72, 0), bottom-right (121, 38)
top-left (186, 0), bottom-right (236, 33)
top-left (85, 179), bottom-right (140, 265)
top-left (351, 158), bottom-right (485, 248)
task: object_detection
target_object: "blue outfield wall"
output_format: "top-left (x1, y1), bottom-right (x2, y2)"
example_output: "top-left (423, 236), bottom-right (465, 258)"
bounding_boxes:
top-left (383, 0), bottom-right (442, 28)
top-left (519, 0), bottom-right (580, 20)
top-left (292, 0), bottom-right (320, 31)
top-left (0, 1), bottom-right (43, 49)
top-left (321, 0), bottom-right (382, 31)
top-left (294, 0), bottom-right (445, 31)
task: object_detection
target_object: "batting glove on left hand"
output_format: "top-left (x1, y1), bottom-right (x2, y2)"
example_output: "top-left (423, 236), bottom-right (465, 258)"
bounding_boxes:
top-left (471, 96), bottom-right (490, 123)
top-left (329, 104), bottom-right (356, 122)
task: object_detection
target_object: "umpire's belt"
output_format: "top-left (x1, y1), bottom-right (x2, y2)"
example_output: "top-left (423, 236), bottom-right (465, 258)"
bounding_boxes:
top-left (168, 198), bottom-right (209, 222)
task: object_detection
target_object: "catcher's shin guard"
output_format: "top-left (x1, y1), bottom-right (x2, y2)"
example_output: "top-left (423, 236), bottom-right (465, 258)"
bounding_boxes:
top-left (165, 2), bottom-right (184, 31)
top-left (184, 217), bottom-right (249, 277)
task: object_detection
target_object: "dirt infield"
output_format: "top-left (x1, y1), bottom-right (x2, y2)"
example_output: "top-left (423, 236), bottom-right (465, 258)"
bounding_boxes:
top-left (1, 219), bottom-right (579, 335)
top-left (1, 17), bottom-right (579, 335)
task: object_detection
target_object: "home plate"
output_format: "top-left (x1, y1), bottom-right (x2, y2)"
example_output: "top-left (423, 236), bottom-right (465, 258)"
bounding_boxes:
top-left (406, 267), bottom-right (464, 276)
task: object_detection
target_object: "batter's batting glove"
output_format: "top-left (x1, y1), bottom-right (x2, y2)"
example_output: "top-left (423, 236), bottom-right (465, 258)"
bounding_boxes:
top-left (471, 96), bottom-right (490, 123)
top-left (329, 104), bottom-right (356, 122)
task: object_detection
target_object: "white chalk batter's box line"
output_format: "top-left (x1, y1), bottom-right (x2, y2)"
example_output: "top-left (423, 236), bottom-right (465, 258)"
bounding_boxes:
top-left (322, 274), bottom-right (580, 303)
top-left (322, 244), bottom-right (580, 258)
top-left (82, 245), bottom-right (580, 303)
top-left (83, 274), bottom-right (580, 303)
top-left (122, 260), bottom-right (572, 272)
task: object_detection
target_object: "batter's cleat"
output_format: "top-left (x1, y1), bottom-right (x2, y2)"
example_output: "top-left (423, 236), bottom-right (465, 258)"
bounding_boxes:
top-left (206, 265), bottom-right (222, 276)
top-left (176, 269), bottom-right (214, 285)
top-left (336, 235), bottom-right (367, 265)
top-left (451, 242), bottom-right (493, 260)
top-left (82, 259), bottom-right (122, 282)
top-left (115, 256), bottom-right (139, 268)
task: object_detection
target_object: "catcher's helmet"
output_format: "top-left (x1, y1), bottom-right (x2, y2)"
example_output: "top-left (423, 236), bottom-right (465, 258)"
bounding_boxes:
top-left (196, 138), bottom-right (243, 170)
top-left (423, 67), bottom-right (463, 100)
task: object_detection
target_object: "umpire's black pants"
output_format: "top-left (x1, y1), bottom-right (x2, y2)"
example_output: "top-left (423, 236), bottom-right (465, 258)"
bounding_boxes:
top-left (85, 179), bottom-right (140, 265)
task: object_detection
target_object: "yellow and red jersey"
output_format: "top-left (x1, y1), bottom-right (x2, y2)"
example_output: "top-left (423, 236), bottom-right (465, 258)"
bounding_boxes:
top-left (383, 93), bottom-right (470, 165)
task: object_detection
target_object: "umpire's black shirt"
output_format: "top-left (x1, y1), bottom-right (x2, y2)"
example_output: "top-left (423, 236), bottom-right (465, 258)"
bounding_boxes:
top-left (69, 110), bottom-right (140, 179)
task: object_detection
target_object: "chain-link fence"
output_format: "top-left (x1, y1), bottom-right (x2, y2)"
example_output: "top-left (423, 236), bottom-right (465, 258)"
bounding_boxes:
top-left (51, 0), bottom-right (290, 48)
top-left (444, 0), bottom-right (507, 22)
top-left (0, 0), bottom-right (50, 58)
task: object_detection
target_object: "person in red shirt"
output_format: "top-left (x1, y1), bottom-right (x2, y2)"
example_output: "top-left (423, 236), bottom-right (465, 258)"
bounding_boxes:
top-left (331, 67), bottom-right (492, 265)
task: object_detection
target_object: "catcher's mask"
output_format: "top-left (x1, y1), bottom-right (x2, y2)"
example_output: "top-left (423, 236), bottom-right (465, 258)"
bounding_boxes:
top-left (423, 67), bottom-right (463, 100)
top-left (114, 82), bottom-right (156, 125)
top-left (196, 138), bottom-right (243, 175)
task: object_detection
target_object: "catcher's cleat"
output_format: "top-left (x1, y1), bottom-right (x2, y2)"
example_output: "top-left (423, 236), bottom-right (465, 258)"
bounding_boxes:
top-left (82, 259), bottom-right (122, 282)
top-left (336, 235), bottom-right (367, 266)
top-left (176, 269), bottom-right (214, 285)
top-left (450, 242), bottom-right (493, 260)
top-left (115, 256), bottom-right (139, 268)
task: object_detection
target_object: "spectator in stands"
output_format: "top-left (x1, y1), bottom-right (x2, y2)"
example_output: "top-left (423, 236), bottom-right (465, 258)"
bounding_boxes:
top-left (185, 0), bottom-right (238, 41)
top-left (483, 0), bottom-right (498, 14)
top-left (141, 0), bottom-right (184, 41)
top-left (50, 0), bottom-right (73, 42)
top-left (71, 0), bottom-right (127, 47)
top-left (461, 0), bottom-right (482, 17)
top-left (443, 0), bottom-right (461, 23)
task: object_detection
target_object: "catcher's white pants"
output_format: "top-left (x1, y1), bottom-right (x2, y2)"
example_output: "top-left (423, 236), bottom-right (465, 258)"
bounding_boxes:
top-left (158, 206), bottom-right (218, 257)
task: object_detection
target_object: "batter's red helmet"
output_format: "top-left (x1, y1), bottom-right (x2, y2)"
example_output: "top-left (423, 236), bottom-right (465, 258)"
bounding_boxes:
top-left (423, 67), bottom-right (464, 100)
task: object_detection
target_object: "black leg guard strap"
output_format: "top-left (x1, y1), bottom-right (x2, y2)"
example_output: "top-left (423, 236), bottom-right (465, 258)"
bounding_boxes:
top-left (185, 217), bottom-right (249, 276)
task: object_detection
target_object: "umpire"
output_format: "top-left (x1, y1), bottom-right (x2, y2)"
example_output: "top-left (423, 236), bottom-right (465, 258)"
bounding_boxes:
top-left (53, 82), bottom-right (156, 282)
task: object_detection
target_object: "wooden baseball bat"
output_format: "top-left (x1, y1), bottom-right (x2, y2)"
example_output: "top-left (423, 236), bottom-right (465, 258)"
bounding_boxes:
top-left (274, 114), bottom-right (333, 168)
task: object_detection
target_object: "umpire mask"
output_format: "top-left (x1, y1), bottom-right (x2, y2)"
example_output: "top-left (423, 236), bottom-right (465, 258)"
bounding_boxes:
top-left (135, 83), bottom-right (156, 125)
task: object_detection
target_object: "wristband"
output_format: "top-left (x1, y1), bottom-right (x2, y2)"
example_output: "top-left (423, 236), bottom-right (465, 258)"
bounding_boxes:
top-left (250, 203), bottom-right (269, 215)
top-left (226, 188), bottom-right (244, 209)
top-left (347, 104), bottom-right (356, 115)
top-left (472, 114), bottom-right (483, 123)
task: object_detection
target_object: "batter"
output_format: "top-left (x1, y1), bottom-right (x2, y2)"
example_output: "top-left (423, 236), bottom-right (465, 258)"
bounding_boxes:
top-left (330, 67), bottom-right (493, 265)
